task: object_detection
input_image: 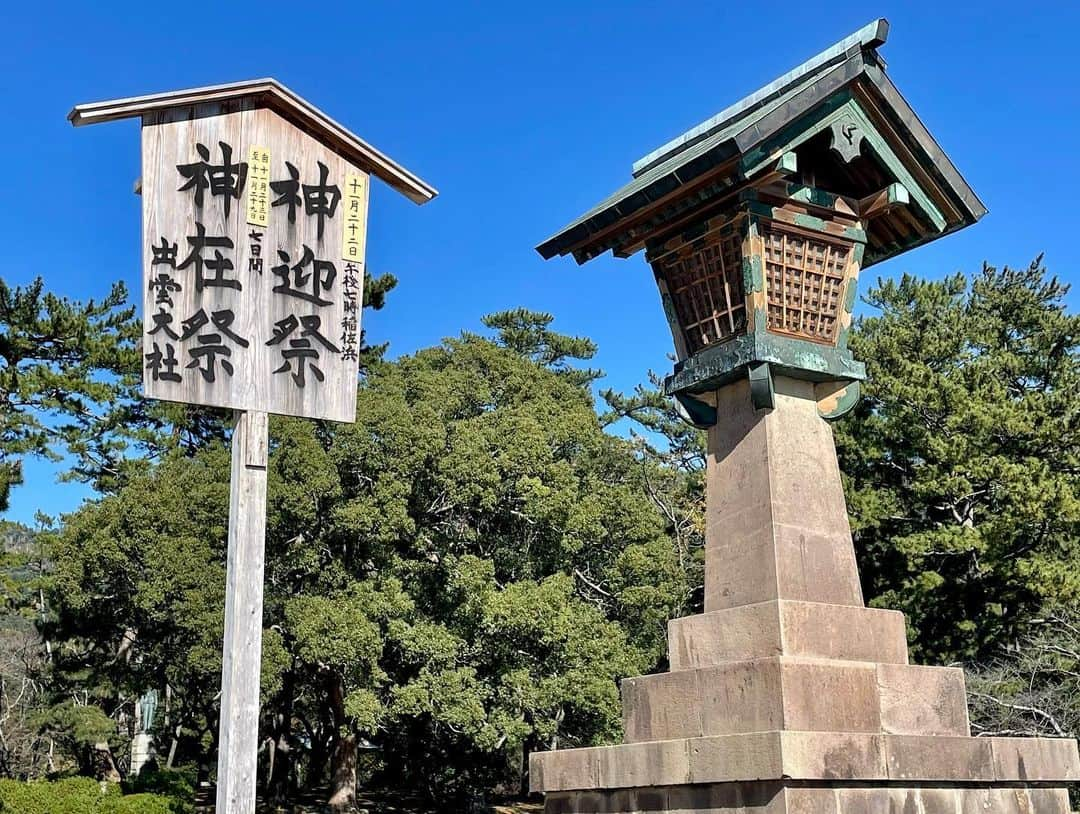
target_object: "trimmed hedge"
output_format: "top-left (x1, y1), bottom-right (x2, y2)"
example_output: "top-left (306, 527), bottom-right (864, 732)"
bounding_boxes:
top-left (0, 777), bottom-right (172, 814)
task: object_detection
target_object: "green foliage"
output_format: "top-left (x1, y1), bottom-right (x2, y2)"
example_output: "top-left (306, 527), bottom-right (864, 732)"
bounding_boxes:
top-left (601, 372), bottom-right (707, 615)
top-left (601, 373), bottom-right (707, 478)
top-left (124, 767), bottom-right (196, 814)
top-left (481, 309), bottom-right (602, 387)
top-left (33, 703), bottom-right (115, 753)
top-left (0, 278), bottom-right (140, 507)
top-left (836, 257), bottom-right (1080, 661)
top-left (356, 271), bottom-right (398, 365)
top-left (44, 449), bottom-right (231, 767)
top-left (0, 777), bottom-right (172, 814)
top-left (49, 309), bottom-right (689, 803)
top-left (0, 776), bottom-right (111, 814)
top-left (106, 794), bottom-right (172, 814)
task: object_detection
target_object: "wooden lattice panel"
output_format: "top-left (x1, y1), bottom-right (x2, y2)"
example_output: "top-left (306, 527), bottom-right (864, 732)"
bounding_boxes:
top-left (762, 224), bottom-right (851, 344)
top-left (656, 233), bottom-right (746, 353)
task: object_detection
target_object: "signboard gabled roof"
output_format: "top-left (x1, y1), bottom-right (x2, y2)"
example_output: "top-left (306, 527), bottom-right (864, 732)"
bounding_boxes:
top-left (69, 78), bottom-right (437, 205)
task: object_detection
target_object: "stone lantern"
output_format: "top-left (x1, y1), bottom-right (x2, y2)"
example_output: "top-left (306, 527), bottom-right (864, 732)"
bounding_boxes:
top-left (532, 20), bottom-right (1080, 814)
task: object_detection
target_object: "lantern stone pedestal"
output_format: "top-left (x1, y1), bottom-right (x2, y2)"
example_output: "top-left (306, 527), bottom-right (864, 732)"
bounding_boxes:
top-left (530, 377), bottom-right (1080, 813)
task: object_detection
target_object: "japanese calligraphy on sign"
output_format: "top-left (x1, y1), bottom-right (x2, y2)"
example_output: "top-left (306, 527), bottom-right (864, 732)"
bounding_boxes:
top-left (342, 173), bottom-right (368, 262)
top-left (246, 146), bottom-right (271, 228)
top-left (141, 108), bottom-right (370, 422)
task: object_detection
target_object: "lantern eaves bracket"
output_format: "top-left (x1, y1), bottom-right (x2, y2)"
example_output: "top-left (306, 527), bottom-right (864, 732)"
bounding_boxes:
top-left (671, 357), bottom-right (864, 427)
top-left (68, 78), bottom-right (437, 206)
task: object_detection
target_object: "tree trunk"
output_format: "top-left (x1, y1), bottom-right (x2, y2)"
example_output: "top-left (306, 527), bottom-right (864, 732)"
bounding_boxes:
top-left (197, 717), bottom-right (216, 786)
top-left (326, 674), bottom-right (357, 812)
top-left (327, 733), bottom-right (357, 812)
top-left (268, 731), bottom-right (293, 802)
top-left (268, 669), bottom-right (295, 803)
top-left (92, 741), bottom-right (121, 782)
top-left (548, 706), bottom-right (564, 750)
top-left (165, 725), bottom-right (179, 770)
top-left (305, 724), bottom-right (329, 790)
top-left (517, 739), bottom-right (529, 798)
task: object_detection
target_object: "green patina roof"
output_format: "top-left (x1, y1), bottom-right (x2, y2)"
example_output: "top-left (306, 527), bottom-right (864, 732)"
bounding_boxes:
top-left (536, 19), bottom-right (985, 265)
top-left (631, 19), bottom-right (889, 178)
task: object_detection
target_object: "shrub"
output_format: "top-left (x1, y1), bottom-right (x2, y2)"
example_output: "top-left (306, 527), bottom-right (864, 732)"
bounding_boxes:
top-left (0, 776), bottom-right (109, 814)
top-left (123, 767), bottom-right (196, 814)
top-left (0, 777), bottom-right (173, 814)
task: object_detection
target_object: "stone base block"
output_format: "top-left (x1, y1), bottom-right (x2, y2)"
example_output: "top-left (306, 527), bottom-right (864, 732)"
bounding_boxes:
top-left (621, 658), bottom-right (969, 742)
top-left (667, 601), bottom-right (908, 669)
top-left (544, 782), bottom-right (1071, 814)
top-left (529, 731), bottom-right (1080, 792)
top-left (877, 663), bottom-right (970, 737)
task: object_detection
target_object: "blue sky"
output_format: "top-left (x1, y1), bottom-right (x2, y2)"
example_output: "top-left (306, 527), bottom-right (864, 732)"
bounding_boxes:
top-left (2, 1), bottom-right (1077, 523)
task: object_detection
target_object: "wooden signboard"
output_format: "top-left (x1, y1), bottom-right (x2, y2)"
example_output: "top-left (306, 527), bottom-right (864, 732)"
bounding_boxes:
top-left (142, 108), bottom-right (368, 422)
top-left (70, 80), bottom-right (435, 814)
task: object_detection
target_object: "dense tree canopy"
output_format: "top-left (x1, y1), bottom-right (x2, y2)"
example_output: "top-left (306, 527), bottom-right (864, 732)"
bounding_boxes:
top-left (45, 310), bottom-right (690, 807)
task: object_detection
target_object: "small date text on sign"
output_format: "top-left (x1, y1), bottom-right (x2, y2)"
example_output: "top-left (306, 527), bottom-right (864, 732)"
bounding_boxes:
top-left (141, 108), bottom-right (370, 423)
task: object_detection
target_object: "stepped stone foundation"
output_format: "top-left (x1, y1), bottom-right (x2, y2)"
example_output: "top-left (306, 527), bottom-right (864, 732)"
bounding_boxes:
top-left (530, 377), bottom-right (1080, 813)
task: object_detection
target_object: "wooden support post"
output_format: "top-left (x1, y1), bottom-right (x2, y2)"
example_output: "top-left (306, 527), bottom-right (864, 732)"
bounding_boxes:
top-left (216, 410), bottom-right (269, 814)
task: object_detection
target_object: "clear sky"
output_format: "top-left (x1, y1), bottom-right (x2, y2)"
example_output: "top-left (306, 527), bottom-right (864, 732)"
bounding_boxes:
top-left (2, 1), bottom-right (1077, 524)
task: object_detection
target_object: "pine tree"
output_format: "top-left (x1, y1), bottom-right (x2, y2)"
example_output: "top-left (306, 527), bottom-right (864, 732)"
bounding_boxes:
top-left (0, 278), bottom-right (139, 507)
top-left (835, 257), bottom-right (1080, 662)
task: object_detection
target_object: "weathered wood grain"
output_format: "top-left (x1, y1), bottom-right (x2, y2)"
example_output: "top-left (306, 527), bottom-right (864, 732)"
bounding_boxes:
top-left (141, 105), bottom-right (369, 422)
top-left (216, 410), bottom-right (268, 814)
